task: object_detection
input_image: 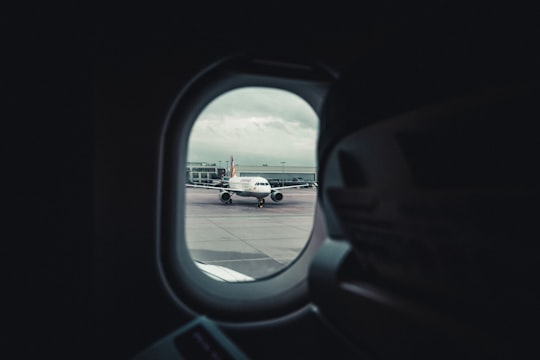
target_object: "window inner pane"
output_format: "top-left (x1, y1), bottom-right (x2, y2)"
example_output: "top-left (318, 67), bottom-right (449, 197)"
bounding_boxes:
top-left (185, 87), bottom-right (319, 282)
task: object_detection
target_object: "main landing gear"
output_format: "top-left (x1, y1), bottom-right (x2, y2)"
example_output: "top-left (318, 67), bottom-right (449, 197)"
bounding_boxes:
top-left (257, 198), bottom-right (265, 208)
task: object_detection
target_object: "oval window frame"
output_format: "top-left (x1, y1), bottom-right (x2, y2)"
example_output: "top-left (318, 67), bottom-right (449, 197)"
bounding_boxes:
top-left (158, 54), bottom-right (337, 322)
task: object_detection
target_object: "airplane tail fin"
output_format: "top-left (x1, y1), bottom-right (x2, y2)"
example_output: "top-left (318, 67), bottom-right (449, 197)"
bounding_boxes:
top-left (230, 156), bottom-right (237, 178)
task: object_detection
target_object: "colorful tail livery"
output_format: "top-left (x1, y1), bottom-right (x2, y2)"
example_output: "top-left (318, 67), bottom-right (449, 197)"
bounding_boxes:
top-left (230, 155), bottom-right (236, 178)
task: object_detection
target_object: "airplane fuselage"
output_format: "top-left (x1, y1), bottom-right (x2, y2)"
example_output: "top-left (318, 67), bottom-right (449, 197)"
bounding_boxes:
top-left (228, 176), bottom-right (271, 198)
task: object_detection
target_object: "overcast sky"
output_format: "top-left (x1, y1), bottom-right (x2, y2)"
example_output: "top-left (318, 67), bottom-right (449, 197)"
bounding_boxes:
top-left (187, 87), bottom-right (319, 167)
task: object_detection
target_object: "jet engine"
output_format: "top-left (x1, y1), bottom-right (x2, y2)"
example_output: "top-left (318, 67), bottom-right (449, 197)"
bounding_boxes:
top-left (219, 191), bottom-right (232, 204)
top-left (270, 191), bottom-right (283, 202)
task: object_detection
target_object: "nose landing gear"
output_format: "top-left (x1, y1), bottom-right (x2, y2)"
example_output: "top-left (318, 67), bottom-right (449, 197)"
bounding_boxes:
top-left (257, 198), bottom-right (265, 208)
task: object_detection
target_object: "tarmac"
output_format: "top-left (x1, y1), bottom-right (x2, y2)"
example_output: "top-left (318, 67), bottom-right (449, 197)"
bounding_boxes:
top-left (185, 187), bottom-right (317, 280)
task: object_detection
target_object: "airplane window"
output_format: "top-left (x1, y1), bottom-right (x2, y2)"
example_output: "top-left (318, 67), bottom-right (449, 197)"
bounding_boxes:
top-left (185, 87), bottom-right (319, 282)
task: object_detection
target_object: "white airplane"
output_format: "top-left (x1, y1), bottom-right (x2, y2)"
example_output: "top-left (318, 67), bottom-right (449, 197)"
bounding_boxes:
top-left (186, 157), bottom-right (310, 207)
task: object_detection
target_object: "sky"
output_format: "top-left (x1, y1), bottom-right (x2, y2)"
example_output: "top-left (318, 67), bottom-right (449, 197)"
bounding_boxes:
top-left (187, 87), bottom-right (319, 167)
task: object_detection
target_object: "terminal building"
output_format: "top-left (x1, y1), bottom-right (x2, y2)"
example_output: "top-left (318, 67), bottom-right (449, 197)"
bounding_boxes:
top-left (186, 163), bottom-right (225, 185)
top-left (186, 162), bottom-right (317, 187)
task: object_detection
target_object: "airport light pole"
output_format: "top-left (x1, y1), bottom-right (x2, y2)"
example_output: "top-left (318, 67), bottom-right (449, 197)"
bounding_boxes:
top-left (280, 161), bottom-right (286, 186)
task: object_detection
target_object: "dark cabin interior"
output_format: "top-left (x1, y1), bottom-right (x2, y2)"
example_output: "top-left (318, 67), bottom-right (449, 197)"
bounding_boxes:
top-left (5, 3), bottom-right (538, 359)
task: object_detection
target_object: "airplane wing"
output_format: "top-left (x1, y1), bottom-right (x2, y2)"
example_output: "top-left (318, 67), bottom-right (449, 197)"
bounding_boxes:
top-left (194, 260), bottom-right (254, 282)
top-left (271, 183), bottom-right (311, 191)
top-left (186, 184), bottom-right (243, 193)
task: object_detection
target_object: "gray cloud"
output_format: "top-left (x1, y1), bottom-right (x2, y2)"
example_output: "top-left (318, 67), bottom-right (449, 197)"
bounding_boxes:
top-left (199, 87), bottom-right (318, 130)
top-left (187, 87), bottom-right (319, 166)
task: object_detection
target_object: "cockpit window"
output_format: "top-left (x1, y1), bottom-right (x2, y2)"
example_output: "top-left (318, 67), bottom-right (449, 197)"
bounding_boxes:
top-left (185, 87), bottom-right (319, 281)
